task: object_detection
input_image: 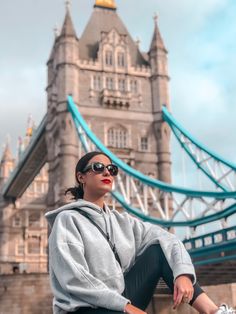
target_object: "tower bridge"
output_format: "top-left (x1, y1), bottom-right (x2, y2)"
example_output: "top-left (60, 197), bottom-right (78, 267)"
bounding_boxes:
top-left (0, 0), bottom-right (235, 313)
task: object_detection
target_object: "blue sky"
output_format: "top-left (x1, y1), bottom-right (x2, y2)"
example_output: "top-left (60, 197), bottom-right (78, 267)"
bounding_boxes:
top-left (0, 0), bottom-right (236, 186)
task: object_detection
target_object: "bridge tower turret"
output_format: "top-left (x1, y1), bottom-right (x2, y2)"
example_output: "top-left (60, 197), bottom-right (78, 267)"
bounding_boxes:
top-left (46, 2), bottom-right (80, 209)
top-left (0, 140), bottom-right (15, 188)
top-left (149, 14), bottom-right (172, 183)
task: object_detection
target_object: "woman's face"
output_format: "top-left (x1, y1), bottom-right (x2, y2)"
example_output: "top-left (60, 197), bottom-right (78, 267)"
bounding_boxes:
top-left (78, 154), bottom-right (115, 198)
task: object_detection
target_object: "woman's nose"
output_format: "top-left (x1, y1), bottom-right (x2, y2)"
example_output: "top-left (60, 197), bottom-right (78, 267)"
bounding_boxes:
top-left (103, 167), bottom-right (110, 176)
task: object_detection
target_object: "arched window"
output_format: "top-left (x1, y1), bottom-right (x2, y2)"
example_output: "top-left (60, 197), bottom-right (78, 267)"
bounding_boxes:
top-left (108, 127), bottom-right (128, 148)
top-left (105, 51), bottom-right (113, 66)
top-left (117, 52), bottom-right (125, 67)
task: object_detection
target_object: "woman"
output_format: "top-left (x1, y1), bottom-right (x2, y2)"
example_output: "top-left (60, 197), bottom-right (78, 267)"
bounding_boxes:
top-left (45, 151), bottom-right (235, 314)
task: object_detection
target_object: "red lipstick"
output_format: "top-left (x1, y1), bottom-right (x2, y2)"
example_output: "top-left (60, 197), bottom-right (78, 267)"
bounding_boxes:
top-left (101, 179), bottom-right (111, 184)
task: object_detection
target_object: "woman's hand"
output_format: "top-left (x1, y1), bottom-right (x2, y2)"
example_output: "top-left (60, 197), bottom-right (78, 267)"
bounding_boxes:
top-left (173, 275), bottom-right (194, 309)
top-left (124, 303), bottom-right (147, 314)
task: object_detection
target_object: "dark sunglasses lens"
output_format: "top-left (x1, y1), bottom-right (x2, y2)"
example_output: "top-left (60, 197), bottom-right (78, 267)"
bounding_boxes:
top-left (92, 162), bottom-right (118, 176)
top-left (107, 165), bottom-right (118, 176)
top-left (93, 162), bottom-right (105, 172)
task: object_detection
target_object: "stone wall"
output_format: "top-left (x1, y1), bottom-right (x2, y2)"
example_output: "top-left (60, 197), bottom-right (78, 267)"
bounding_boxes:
top-left (0, 273), bottom-right (235, 314)
top-left (0, 273), bottom-right (52, 314)
top-left (149, 284), bottom-right (236, 314)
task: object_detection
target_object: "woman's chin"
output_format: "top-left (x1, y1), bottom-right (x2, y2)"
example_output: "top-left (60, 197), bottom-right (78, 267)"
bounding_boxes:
top-left (99, 185), bottom-right (113, 194)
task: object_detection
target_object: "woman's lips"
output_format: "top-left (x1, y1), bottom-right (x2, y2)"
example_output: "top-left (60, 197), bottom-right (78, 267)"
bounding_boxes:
top-left (101, 179), bottom-right (111, 184)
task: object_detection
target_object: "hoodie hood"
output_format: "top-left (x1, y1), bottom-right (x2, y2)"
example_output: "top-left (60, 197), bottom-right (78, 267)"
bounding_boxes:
top-left (45, 199), bottom-right (110, 228)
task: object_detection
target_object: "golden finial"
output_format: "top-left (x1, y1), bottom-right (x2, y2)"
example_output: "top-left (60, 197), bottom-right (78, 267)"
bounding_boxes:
top-left (95, 0), bottom-right (116, 9)
top-left (26, 114), bottom-right (34, 137)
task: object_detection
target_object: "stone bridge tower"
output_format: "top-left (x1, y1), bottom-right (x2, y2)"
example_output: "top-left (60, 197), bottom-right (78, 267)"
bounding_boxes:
top-left (46, 0), bottom-right (171, 209)
top-left (46, 4), bottom-right (80, 210)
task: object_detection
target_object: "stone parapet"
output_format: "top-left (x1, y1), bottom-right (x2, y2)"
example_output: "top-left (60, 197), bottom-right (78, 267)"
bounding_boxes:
top-left (0, 273), bottom-right (235, 314)
top-left (149, 283), bottom-right (236, 314)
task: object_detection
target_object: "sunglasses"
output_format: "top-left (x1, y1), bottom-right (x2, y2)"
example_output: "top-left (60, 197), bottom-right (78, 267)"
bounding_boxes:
top-left (82, 162), bottom-right (119, 177)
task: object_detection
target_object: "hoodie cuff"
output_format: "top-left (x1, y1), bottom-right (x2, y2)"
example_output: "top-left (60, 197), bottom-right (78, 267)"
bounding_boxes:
top-left (173, 263), bottom-right (196, 285)
top-left (104, 291), bottom-right (130, 312)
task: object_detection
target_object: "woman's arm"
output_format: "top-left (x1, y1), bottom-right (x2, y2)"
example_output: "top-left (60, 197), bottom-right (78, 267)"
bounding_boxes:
top-left (125, 213), bottom-right (196, 284)
top-left (173, 275), bottom-right (194, 309)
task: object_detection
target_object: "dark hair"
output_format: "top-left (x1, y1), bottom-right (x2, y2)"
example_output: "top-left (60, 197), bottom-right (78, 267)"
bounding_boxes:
top-left (65, 151), bottom-right (111, 200)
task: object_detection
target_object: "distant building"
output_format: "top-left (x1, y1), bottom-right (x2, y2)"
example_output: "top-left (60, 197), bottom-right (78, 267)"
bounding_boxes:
top-left (0, 120), bottom-right (48, 274)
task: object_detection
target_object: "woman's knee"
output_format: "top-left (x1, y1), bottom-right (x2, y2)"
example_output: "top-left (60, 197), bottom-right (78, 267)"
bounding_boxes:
top-left (141, 244), bottom-right (167, 266)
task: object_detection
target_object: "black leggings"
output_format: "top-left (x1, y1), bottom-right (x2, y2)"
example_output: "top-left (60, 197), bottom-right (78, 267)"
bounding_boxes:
top-left (72, 244), bottom-right (204, 314)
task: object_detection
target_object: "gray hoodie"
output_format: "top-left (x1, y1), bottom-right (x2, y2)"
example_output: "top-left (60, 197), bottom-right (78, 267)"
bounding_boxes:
top-left (45, 199), bottom-right (196, 314)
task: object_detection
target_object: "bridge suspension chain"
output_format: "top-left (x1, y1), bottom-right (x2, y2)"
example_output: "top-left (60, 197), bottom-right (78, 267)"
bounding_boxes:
top-left (163, 106), bottom-right (236, 192)
top-left (68, 96), bottom-right (236, 238)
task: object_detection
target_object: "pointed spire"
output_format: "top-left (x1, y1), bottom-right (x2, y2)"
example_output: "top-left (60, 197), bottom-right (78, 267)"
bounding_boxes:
top-left (65, 0), bottom-right (71, 11)
top-left (149, 13), bottom-right (167, 53)
top-left (135, 37), bottom-right (141, 48)
top-left (26, 114), bottom-right (35, 137)
top-left (0, 135), bottom-right (15, 182)
top-left (21, 114), bottom-right (36, 150)
top-left (54, 24), bottom-right (60, 38)
top-left (154, 12), bottom-right (158, 24)
top-left (60, 1), bottom-right (77, 38)
top-left (1, 135), bottom-right (12, 163)
top-left (47, 27), bottom-right (58, 64)
top-left (17, 136), bottom-right (24, 160)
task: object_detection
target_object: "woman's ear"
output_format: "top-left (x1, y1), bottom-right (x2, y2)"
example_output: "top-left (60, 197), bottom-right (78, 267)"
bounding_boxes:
top-left (76, 172), bottom-right (84, 184)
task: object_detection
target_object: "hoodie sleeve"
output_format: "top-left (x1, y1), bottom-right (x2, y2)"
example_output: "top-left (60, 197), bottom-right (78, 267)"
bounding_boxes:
top-left (126, 214), bottom-right (196, 284)
top-left (49, 212), bottom-right (130, 312)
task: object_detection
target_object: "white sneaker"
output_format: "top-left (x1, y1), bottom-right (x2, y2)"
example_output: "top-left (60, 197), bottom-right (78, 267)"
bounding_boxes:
top-left (215, 304), bottom-right (236, 314)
